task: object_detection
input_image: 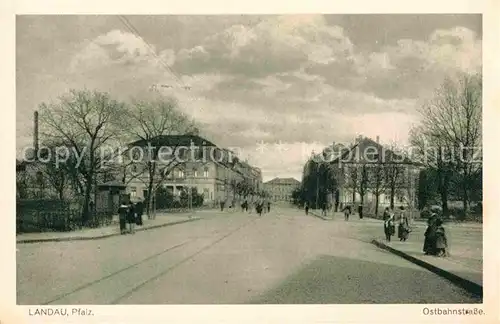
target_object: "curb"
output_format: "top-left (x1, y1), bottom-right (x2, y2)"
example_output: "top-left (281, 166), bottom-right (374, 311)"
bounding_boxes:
top-left (371, 239), bottom-right (482, 298)
top-left (16, 218), bottom-right (201, 244)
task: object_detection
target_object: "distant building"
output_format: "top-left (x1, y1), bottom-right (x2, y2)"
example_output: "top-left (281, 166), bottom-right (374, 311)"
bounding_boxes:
top-left (263, 177), bottom-right (301, 202)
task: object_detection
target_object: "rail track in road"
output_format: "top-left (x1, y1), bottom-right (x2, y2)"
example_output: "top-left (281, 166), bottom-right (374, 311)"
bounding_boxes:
top-left (42, 217), bottom-right (258, 305)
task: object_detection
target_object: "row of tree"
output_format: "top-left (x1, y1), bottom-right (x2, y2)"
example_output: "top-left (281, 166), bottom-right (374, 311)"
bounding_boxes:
top-left (294, 152), bottom-right (416, 217)
top-left (20, 89), bottom-right (220, 223)
top-left (410, 73), bottom-right (482, 217)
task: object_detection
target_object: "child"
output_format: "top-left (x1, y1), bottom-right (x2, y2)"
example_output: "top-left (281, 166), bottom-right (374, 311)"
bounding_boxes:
top-left (383, 207), bottom-right (394, 241)
top-left (434, 219), bottom-right (448, 257)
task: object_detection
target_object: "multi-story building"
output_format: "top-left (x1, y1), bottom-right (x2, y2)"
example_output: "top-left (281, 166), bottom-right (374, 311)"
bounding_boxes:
top-left (329, 136), bottom-right (420, 212)
top-left (122, 135), bottom-right (262, 206)
top-left (263, 177), bottom-right (301, 202)
top-left (301, 136), bottom-right (419, 214)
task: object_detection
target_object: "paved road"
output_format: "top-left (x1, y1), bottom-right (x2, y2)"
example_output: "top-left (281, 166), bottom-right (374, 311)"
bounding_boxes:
top-left (17, 206), bottom-right (481, 304)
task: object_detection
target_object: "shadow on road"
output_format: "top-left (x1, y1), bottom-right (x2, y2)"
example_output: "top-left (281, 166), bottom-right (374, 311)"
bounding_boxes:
top-left (250, 255), bottom-right (482, 304)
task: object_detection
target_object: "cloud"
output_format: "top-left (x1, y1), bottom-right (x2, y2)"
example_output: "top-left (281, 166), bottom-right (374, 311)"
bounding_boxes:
top-left (174, 15), bottom-right (354, 77)
top-left (305, 26), bottom-right (481, 99)
top-left (70, 29), bottom-right (176, 73)
top-left (36, 19), bottom-right (480, 181)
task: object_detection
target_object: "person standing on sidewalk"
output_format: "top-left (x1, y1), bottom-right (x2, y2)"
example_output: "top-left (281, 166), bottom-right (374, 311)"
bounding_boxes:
top-left (135, 200), bottom-right (144, 226)
top-left (267, 201), bottom-right (271, 213)
top-left (423, 213), bottom-right (438, 255)
top-left (383, 207), bottom-right (395, 241)
top-left (304, 201), bottom-right (309, 215)
top-left (434, 218), bottom-right (448, 257)
top-left (127, 201), bottom-right (136, 234)
top-left (118, 200), bottom-right (129, 234)
top-left (397, 206), bottom-right (410, 241)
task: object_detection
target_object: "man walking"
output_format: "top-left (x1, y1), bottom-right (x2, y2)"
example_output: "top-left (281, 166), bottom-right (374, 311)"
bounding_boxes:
top-left (118, 200), bottom-right (129, 235)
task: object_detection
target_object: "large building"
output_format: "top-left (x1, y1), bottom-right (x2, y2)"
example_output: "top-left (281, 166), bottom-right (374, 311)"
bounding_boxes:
top-left (302, 136), bottom-right (420, 214)
top-left (123, 135), bottom-right (262, 206)
top-left (263, 177), bottom-right (301, 202)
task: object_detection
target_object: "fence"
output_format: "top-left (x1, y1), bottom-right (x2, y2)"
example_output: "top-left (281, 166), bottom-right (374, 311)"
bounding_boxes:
top-left (16, 199), bottom-right (114, 233)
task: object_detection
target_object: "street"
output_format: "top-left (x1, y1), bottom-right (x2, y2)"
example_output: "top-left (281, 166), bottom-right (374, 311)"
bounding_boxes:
top-left (17, 206), bottom-right (481, 304)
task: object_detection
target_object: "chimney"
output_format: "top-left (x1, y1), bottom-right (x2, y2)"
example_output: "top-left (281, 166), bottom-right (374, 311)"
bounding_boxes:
top-left (376, 136), bottom-right (380, 144)
top-left (33, 110), bottom-right (39, 156)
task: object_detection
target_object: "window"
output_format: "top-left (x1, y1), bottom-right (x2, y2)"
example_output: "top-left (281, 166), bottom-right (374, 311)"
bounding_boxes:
top-left (178, 170), bottom-right (185, 178)
top-left (193, 168), bottom-right (198, 178)
top-left (130, 187), bottom-right (137, 197)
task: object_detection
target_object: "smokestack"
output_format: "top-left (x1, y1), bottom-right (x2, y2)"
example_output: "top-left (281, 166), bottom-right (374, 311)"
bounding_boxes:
top-left (376, 136), bottom-right (380, 143)
top-left (33, 111), bottom-right (39, 156)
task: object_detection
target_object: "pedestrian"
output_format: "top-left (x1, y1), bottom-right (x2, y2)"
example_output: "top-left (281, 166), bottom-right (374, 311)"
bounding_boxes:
top-left (397, 206), bottom-right (410, 241)
top-left (267, 201), bottom-right (271, 213)
top-left (423, 213), bottom-right (438, 255)
top-left (342, 205), bottom-right (351, 221)
top-left (118, 200), bottom-right (129, 234)
top-left (256, 200), bottom-right (263, 216)
top-left (383, 207), bottom-right (395, 241)
top-left (321, 201), bottom-right (327, 217)
top-left (220, 200), bottom-right (225, 212)
top-left (127, 201), bottom-right (136, 234)
top-left (135, 200), bottom-right (144, 226)
top-left (304, 201), bottom-right (309, 215)
top-left (358, 204), bottom-right (363, 219)
top-left (241, 200), bottom-right (247, 212)
top-left (434, 218), bottom-right (448, 257)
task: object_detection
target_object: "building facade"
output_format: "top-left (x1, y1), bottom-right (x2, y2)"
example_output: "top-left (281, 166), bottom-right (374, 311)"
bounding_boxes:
top-left (263, 177), bottom-right (301, 202)
top-left (122, 135), bottom-right (262, 206)
top-left (328, 136), bottom-right (420, 212)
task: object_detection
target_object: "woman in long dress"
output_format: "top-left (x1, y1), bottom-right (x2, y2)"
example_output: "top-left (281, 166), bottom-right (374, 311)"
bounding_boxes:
top-left (423, 213), bottom-right (438, 255)
top-left (397, 206), bottom-right (410, 241)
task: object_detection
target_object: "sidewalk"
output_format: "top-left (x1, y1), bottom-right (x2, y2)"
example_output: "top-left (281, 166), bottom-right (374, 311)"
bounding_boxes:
top-left (16, 213), bottom-right (201, 244)
top-left (371, 224), bottom-right (482, 296)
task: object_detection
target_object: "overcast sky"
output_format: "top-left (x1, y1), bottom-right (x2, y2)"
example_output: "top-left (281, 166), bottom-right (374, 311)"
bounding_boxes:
top-left (16, 14), bottom-right (482, 181)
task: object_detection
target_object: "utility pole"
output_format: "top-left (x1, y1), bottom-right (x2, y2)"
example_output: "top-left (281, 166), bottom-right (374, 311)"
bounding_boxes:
top-left (315, 162), bottom-right (320, 210)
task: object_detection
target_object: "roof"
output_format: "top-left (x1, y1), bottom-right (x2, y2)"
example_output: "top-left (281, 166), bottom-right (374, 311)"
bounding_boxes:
top-left (264, 177), bottom-right (301, 185)
top-left (328, 137), bottom-right (416, 166)
top-left (128, 134), bottom-right (217, 148)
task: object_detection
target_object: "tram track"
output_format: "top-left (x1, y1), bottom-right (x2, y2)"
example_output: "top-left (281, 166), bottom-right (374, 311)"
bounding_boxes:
top-left (42, 217), bottom-right (257, 305)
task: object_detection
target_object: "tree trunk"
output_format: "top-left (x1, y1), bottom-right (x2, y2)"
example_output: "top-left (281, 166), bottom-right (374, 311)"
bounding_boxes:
top-left (390, 186), bottom-right (395, 210)
top-left (375, 193), bottom-right (380, 217)
top-left (462, 182), bottom-right (469, 219)
top-left (82, 176), bottom-right (92, 225)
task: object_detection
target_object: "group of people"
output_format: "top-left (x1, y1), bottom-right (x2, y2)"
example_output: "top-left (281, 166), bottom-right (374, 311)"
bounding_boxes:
top-left (383, 206), bottom-right (411, 242)
top-left (383, 207), bottom-right (449, 257)
top-left (118, 200), bottom-right (144, 234)
top-left (423, 213), bottom-right (448, 257)
top-left (242, 199), bottom-right (271, 216)
top-left (218, 199), bottom-right (271, 217)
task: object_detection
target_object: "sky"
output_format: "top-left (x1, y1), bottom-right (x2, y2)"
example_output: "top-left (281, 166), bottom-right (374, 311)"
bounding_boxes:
top-left (16, 14), bottom-right (482, 182)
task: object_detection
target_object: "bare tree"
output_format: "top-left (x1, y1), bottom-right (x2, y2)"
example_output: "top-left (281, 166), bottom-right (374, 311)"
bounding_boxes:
top-left (345, 165), bottom-right (359, 204)
top-left (39, 89), bottom-right (125, 223)
top-left (369, 162), bottom-right (387, 217)
top-left (410, 73), bottom-right (482, 216)
top-left (121, 97), bottom-right (198, 218)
